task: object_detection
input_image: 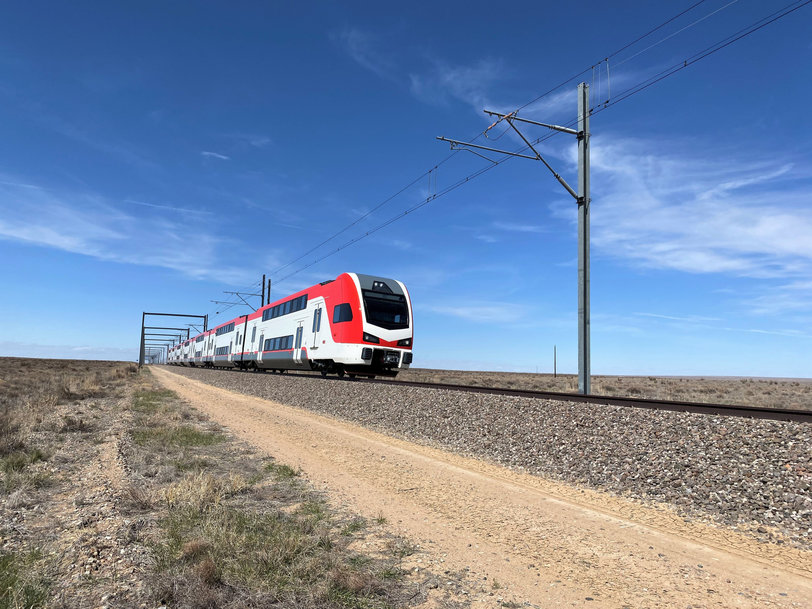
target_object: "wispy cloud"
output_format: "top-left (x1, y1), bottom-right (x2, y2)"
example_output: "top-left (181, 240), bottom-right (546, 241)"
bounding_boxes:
top-left (332, 27), bottom-right (395, 79)
top-left (462, 220), bottom-right (549, 243)
top-left (201, 150), bottom-right (230, 161)
top-left (426, 301), bottom-right (529, 323)
top-left (125, 198), bottom-right (211, 215)
top-left (227, 133), bottom-right (271, 148)
top-left (0, 340), bottom-right (136, 361)
top-left (492, 221), bottom-right (548, 234)
top-left (745, 280), bottom-right (812, 316)
top-left (549, 136), bottom-right (812, 281)
top-left (409, 58), bottom-right (505, 112)
top-left (0, 177), bottom-right (254, 282)
top-left (635, 312), bottom-right (722, 323)
top-left (334, 25), bottom-right (508, 114)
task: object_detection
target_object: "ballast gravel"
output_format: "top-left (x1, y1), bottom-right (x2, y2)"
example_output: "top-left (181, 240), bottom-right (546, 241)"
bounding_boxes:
top-left (164, 366), bottom-right (812, 550)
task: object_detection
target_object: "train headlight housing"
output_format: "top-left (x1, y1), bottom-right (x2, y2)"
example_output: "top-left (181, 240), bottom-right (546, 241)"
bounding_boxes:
top-left (397, 338), bottom-right (412, 347)
top-left (363, 333), bottom-right (380, 344)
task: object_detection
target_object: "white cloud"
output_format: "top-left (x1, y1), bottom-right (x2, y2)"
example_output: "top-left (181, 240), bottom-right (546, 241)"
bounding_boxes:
top-left (492, 221), bottom-right (548, 234)
top-left (409, 58), bottom-right (505, 112)
top-left (745, 280), bottom-right (812, 316)
top-left (201, 150), bottom-right (230, 161)
top-left (0, 178), bottom-right (255, 283)
top-left (125, 198), bottom-right (211, 215)
top-left (333, 27), bottom-right (395, 79)
top-left (426, 301), bottom-right (529, 323)
top-left (552, 136), bottom-right (812, 280)
top-left (228, 133), bottom-right (271, 148)
top-left (0, 340), bottom-right (136, 361)
top-left (635, 312), bottom-right (721, 323)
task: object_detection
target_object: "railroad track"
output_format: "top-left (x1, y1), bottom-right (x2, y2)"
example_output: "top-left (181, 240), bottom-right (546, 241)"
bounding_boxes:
top-left (347, 376), bottom-right (812, 423)
top-left (180, 366), bottom-right (812, 423)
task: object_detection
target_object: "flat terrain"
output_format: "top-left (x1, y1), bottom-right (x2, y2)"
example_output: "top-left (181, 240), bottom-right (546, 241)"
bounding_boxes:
top-left (395, 368), bottom-right (812, 410)
top-left (153, 366), bottom-right (812, 608)
top-left (0, 358), bottom-right (435, 608)
top-left (2, 358), bottom-right (810, 608)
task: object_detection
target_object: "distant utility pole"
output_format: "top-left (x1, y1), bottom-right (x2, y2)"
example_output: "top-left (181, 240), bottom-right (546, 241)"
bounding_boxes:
top-left (261, 274), bottom-right (266, 307)
top-left (437, 82), bottom-right (591, 394)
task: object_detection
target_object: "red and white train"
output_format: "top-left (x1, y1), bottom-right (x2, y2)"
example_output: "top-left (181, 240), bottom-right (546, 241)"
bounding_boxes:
top-left (167, 272), bottom-right (413, 378)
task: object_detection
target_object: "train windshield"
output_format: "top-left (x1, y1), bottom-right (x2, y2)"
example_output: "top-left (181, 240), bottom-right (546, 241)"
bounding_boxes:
top-left (362, 290), bottom-right (409, 330)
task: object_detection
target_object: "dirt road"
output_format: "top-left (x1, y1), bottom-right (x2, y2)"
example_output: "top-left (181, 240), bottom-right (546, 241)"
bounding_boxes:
top-left (152, 367), bottom-right (812, 608)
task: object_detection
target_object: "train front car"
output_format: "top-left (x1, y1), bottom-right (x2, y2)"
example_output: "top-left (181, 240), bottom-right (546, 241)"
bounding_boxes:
top-left (321, 272), bottom-right (413, 378)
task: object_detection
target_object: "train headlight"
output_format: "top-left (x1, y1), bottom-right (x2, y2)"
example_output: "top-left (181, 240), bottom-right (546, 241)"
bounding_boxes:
top-left (363, 333), bottom-right (380, 344)
top-left (397, 338), bottom-right (412, 347)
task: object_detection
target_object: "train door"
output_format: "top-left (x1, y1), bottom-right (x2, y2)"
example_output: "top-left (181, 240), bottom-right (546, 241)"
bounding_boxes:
top-left (311, 305), bottom-right (323, 349)
top-left (293, 323), bottom-right (304, 364)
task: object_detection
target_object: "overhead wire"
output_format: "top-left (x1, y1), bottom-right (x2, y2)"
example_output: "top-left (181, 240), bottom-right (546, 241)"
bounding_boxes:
top-left (614, 0), bottom-right (741, 68)
top-left (227, 0), bottom-right (808, 297)
top-left (264, 2), bottom-right (721, 290)
top-left (265, 4), bottom-right (701, 288)
top-left (592, 0), bottom-right (812, 114)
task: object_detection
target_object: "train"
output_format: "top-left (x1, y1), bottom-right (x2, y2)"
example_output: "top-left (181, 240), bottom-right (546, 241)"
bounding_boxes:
top-left (167, 272), bottom-right (413, 378)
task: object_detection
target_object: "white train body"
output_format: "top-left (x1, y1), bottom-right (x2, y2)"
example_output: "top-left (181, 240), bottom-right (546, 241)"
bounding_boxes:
top-left (168, 272), bottom-right (413, 377)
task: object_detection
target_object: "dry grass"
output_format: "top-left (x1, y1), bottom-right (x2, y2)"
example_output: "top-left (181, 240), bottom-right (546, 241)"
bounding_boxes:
top-left (0, 357), bottom-right (137, 606)
top-left (0, 549), bottom-right (49, 609)
top-left (396, 368), bottom-right (812, 410)
top-left (0, 358), bottom-right (137, 492)
top-left (126, 378), bottom-right (411, 609)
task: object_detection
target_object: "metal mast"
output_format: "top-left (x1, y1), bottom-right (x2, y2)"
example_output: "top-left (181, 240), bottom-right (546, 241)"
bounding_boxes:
top-left (577, 83), bottom-right (591, 394)
top-left (437, 82), bottom-right (592, 393)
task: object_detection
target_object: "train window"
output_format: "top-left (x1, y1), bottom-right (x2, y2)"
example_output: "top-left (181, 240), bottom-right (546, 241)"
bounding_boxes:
top-left (258, 334), bottom-right (263, 351)
top-left (295, 327), bottom-right (303, 349)
top-left (251, 327), bottom-right (256, 342)
top-left (333, 303), bottom-right (353, 323)
top-left (362, 290), bottom-right (409, 330)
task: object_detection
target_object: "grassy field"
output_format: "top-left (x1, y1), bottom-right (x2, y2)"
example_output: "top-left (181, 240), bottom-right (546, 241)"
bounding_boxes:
top-left (0, 357), bottom-right (428, 608)
top-left (396, 368), bottom-right (812, 410)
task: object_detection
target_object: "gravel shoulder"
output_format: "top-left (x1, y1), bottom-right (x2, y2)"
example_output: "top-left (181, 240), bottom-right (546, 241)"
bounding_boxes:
top-left (154, 366), bottom-right (812, 609)
top-left (163, 365), bottom-right (812, 552)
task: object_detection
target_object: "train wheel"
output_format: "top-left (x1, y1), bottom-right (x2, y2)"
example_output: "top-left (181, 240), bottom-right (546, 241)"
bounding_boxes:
top-left (321, 370), bottom-right (328, 378)
top-left (348, 373), bottom-right (356, 379)
top-left (337, 368), bottom-right (345, 378)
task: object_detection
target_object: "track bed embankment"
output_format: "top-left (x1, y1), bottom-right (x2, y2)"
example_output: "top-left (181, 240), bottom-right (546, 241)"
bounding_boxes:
top-left (163, 365), bottom-right (811, 552)
top-left (153, 366), bottom-right (812, 609)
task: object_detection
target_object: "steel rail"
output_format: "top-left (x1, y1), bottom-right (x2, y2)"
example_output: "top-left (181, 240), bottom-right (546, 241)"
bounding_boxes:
top-left (352, 377), bottom-right (811, 423)
top-left (165, 365), bottom-right (811, 423)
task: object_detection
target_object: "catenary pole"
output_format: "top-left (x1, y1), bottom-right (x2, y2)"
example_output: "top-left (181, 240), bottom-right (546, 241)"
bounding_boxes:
top-left (436, 82), bottom-right (592, 394)
top-left (577, 82), bottom-right (591, 394)
top-left (139, 313), bottom-right (146, 367)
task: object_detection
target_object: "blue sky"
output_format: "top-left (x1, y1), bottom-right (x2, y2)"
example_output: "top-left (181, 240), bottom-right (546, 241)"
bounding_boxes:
top-left (1, 1), bottom-right (811, 376)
